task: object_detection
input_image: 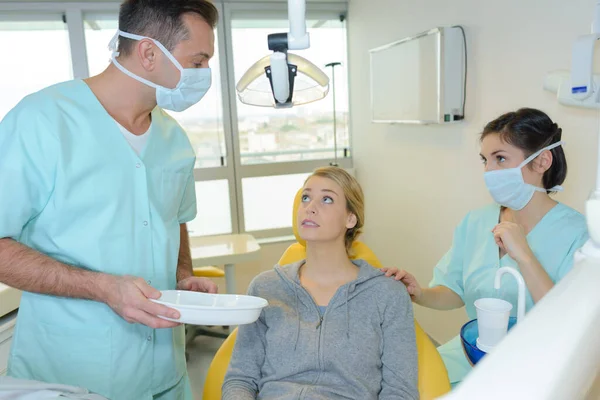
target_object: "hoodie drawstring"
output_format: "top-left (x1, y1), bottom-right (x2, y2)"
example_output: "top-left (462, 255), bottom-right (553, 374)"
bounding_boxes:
top-left (293, 284), bottom-right (301, 351)
top-left (345, 285), bottom-right (350, 339)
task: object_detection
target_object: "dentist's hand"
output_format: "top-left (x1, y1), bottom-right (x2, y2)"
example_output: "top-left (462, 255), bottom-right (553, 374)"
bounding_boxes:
top-left (492, 222), bottom-right (535, 264)
top-left (103, 275), bottom-right (181, 329)
top-left (381, 267), bottom-right (423, 302)
top-left (177, 276), bottom-right (218, 293)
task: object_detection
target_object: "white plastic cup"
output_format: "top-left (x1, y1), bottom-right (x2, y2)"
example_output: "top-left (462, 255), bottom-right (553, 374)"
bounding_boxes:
top-left (475, 298), bottom-right (512, 349)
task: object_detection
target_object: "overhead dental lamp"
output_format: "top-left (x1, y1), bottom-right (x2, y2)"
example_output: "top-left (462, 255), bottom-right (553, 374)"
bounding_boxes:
top-left (235, 0), bottom-right (330, 108)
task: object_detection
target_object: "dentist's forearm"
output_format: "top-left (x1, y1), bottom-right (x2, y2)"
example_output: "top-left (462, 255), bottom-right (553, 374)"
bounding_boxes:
top-left (518, 256), bottom-right (554, 303)
top-left (0, 237), bottom-right (115, 302)
top-left (417, 286), bottom-right (465, 310)
top-left (176, 223), bottom-right (194, 282)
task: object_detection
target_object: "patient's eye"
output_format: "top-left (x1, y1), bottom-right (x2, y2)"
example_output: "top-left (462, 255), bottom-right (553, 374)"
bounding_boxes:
top-left (301, 194), bottom-right (310, 202)
top-left (322, 196), bottom-right (333, 204)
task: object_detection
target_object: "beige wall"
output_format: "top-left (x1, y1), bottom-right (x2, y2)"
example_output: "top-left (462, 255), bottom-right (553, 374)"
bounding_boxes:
top-left (348, 0), bottom-right (599, 343)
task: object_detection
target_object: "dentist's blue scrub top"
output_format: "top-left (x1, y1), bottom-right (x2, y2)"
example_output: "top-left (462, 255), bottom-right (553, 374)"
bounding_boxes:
top-left (429, 203), bottom-right (588, 385)
top-left (0, 80), bottom-right (197, 400)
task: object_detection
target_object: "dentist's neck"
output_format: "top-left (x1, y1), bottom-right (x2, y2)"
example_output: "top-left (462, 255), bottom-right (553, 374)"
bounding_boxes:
top-left (85, 62), bottom-right (157, 133)
top-left (302, 240), bottom-right (357, 282)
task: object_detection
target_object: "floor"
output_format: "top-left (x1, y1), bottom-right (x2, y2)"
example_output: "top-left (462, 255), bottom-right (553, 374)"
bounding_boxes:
top-left (186, 330), bottom-right (226, 400)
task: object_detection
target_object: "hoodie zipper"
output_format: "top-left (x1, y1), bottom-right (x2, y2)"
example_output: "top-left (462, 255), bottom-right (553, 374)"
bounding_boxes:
top-left (277, 265), bottom-right (376, 376)
top-left (295, 285), bottom-right (330, 373)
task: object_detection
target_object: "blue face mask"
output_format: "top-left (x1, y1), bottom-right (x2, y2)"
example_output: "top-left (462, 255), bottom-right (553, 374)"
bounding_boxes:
top-left (108, 30), bottom-right (211, 112)
top-left (484, 141), bottom-right (564, 210)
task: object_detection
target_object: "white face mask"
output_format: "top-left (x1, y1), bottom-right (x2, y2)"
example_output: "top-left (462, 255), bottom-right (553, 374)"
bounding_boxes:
top-left (484, 141), bottom-right (564, 210)
top-left (108, 30), bottom-right (211, 112)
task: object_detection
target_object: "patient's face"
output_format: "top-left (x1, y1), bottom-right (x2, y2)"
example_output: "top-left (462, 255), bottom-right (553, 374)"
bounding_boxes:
top-left (297, 176), bottom-right (356, 245)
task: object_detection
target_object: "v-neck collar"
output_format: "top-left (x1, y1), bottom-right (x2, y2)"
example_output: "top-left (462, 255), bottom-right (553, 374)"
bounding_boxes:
top-left (493, 203), bottom-right (562, 262)
top-left (76, 79), bottom-right (158, 164)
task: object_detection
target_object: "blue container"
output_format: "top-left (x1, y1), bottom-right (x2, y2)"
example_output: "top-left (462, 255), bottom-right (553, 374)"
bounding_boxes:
top-left (460, 317), bottom-right (517, 366)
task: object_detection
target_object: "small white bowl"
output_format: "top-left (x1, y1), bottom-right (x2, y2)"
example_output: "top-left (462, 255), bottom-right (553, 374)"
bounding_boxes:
top-left (150, 290), bottom-right (268, 326)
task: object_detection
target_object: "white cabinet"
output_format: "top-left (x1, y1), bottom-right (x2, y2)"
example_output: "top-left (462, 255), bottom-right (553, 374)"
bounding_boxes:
top-left (0, 312), bottom-right (16, 376)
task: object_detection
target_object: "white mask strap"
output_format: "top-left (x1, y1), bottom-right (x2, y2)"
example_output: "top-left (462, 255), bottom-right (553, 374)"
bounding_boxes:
top-left (518, 141), bottom-right (564, 168)
top-left (533, 184), bottom-right (563, 193)
top-left (110, 53), bottom-right (162, 90)
top-left (108, 30), bottom-right (184, 73)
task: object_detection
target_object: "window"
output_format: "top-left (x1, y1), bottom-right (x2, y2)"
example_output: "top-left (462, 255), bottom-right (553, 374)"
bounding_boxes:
top-left (0, 3), bottom-right (350, 239)
top-left (231, 18), bottom-right (350, 165)
top-left (0, 18), bottom-right (72, 120)
top-left (227, 10), bottom-right (351, 236)
top-left (187, 180), bottom-right (232, 236)
top-left (242, 173), bottom-right (310, 231)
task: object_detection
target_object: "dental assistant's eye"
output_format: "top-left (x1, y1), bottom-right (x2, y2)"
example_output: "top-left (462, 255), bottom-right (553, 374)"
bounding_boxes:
top-left (497, 156), bottom-right (506, 163)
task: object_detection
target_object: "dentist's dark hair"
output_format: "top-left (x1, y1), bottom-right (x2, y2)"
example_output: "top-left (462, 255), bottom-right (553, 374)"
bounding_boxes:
top-left (481, 108), bottom-right (567, 191)
top-left (117, 0), bottom-right (218, 56)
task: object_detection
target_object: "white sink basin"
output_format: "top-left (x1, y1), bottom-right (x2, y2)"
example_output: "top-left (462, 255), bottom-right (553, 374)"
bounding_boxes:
top-left (0, 284), bottom-right (20, 318)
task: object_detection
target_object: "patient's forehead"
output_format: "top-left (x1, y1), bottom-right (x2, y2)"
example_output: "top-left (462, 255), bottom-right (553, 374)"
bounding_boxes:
top-left (303, 176), bottom-right (342, 197)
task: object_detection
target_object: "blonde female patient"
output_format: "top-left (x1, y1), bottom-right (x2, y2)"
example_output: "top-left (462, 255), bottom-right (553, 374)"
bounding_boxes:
top-left (222, 167), bottom-right (419, 400)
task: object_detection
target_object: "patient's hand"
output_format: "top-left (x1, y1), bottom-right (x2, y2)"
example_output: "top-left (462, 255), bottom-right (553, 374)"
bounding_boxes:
top-left (381, 267), bottom-right (422, 302)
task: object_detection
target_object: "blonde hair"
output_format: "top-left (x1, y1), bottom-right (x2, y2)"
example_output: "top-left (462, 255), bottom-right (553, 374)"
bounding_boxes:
top-left (305, 166), bottom-right (365, 253)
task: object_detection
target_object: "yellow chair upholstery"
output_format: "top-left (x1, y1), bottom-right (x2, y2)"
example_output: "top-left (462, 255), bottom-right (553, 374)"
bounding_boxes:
top-left (203, 189), bottom-right (451, 400)
top-left (193, 265), bottom-right (225, 278)
top-left (203, 329), bottom-right (238, 398)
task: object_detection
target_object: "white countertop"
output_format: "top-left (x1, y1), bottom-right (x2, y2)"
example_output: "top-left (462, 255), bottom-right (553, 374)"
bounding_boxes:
top-left (0, 284), bottom-right (20, 318)
top-left (190, 234), bottom-right (261, 266)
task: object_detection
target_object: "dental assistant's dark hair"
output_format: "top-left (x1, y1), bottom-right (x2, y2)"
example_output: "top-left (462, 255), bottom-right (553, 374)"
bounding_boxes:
top-left (481, 108), bottom-right (567, 191)
top-left (118, 0), bottom-right (218, 56)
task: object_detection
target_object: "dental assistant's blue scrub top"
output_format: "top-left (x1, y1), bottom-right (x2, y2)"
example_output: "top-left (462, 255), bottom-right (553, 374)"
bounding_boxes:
top-left (430, 203), bottom-right (588, 386)
top-left (0, 80), bottom-right (198, 400)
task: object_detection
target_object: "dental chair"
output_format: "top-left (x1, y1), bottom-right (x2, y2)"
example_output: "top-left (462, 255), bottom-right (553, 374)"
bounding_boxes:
top-left (203, 190), bottom-right (451, 400)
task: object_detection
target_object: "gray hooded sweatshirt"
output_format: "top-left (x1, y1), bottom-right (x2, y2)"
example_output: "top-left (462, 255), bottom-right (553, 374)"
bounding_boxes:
top-left (222, 259), bottom-right (419, 399)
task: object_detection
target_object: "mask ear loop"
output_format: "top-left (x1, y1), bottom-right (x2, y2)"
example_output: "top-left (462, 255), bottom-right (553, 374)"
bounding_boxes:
top-left (116, 30), bottom-right (185, 74)
top-left (107, 30), bottom-right (183, 90)
top-left (518, 141), bottom-right (565, 169)
top-left (108, 30), bottom-right (120, 56)
top-left (519, 141), bottom-right (565, 192)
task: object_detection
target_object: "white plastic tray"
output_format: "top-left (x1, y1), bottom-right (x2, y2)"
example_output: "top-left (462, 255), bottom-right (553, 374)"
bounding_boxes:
top-left (150, 290), bottom-right (268, 326)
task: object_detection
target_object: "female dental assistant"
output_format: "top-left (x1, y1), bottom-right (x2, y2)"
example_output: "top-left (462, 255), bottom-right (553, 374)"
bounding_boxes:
top-left (384, 108), bottom-right (589, 386)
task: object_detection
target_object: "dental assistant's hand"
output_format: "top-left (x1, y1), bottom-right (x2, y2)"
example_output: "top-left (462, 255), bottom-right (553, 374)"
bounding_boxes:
top-left (492, 221), bottom-right (535, 264)
top-left (177, 276), bottom-right (218, 293)
top-left (381, 267), bottom-right (423, 302)
top-left (103, 275), bottom-right (181, 329)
